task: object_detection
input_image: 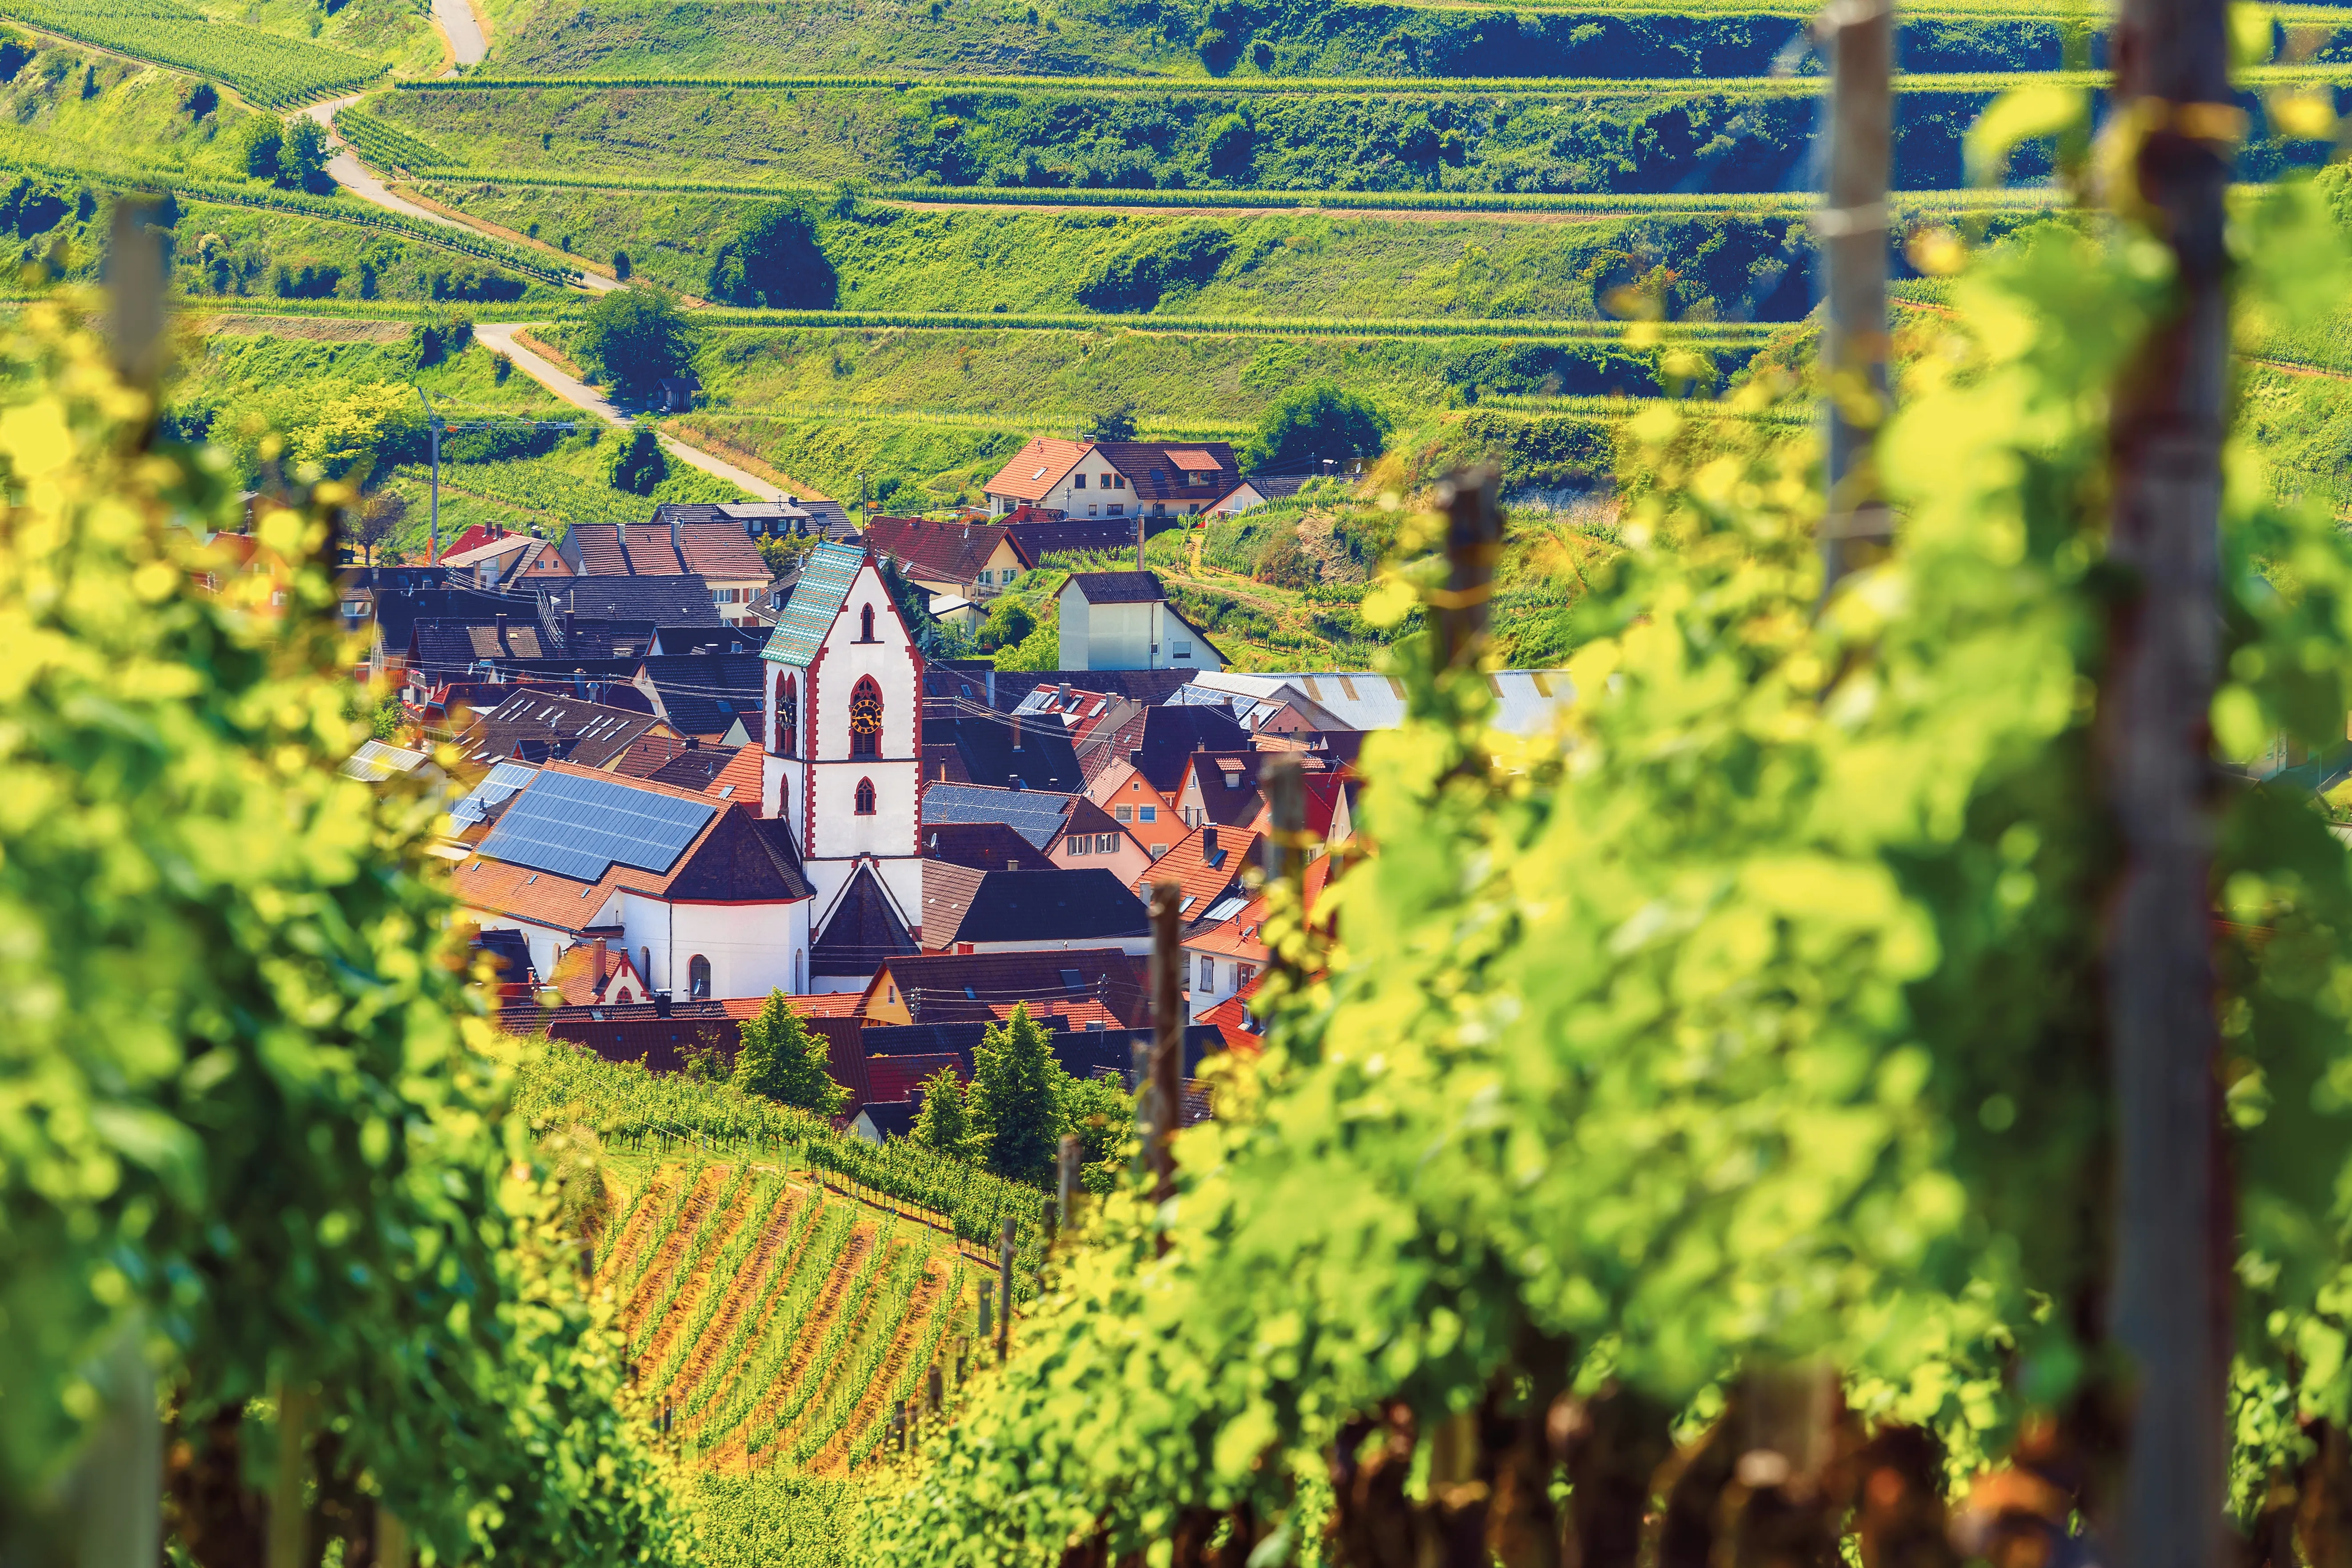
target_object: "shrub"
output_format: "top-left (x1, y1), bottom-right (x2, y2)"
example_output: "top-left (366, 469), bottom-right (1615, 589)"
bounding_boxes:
top-left (236, 116), bottom-right (283, 181)
top-left (704, 200), bottom-right (836, 309)
top-left (1075, 221), bottom-right (1233, 312)
top-left (607, 420), bottom-right (667, 496)
top-left (1243, 381), bottom-right (1391, 474)
top-left (277, 116), bottom-right (331, 192)
top-left (1252, 529), bottom-right (1316, 589)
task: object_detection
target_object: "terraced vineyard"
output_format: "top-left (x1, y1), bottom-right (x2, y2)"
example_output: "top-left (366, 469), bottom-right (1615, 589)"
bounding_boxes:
top-left (596, 1158), bottom-right (976, 1478)
top-left (0, 0), bottom-right (383, 103)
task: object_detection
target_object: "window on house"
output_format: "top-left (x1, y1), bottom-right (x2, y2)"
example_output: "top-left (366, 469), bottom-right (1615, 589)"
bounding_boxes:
top-left (1139, 804), bottom-right (1156, 822)
top-left (859, 603), bottom-right (877, 642)
top-left (1114, 805), bottom-right (1132, 822)
top-left (1096, 833), bottom-right (1115, 852)
top-left (1115, 474), bottom-right (1126, 489)
top-left (1174, 641), bottom-right (1192, 659)
top-left (855, 777), bottom-right (877, 815)
top-left (688, 955), bottom-right (711, 998)
top-left (1073, 473), bottom-right (1087, 488)
top-left (1150, 843), bottom-right (1167, 857)
top-left (1068, 834), bottom-right (1088, 855)
top-left (850, 676), bottom-right (883, 758)
top-left (1108, 504), bottom-right (1124, 515)
top-left (1200, 955), bottom-right (1215, 991)
top-left (1089, 504), bottom-right (1099, 517)
top-left (1237, 963), bottom-right (1256, 991)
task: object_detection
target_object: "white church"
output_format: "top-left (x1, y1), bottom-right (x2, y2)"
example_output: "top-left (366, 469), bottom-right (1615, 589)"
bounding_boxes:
top-left (761, 542), bottom-right (925, 990)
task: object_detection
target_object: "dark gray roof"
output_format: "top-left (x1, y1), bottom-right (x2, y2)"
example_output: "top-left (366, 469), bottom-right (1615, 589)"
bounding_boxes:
top-left (854, 1100), bottom-right (920, 1140)
top-left (455, 692), bottom-right (663, 768)
top-left (545, 576), bottom-right (725, 624)
top-left (948, 869), bottom-right (1149, 946)
top-left (812, 863), bottom-right (917, 977)
top-left (664, 810), bottom-right (812, 903)
top-left (636, 654), bottom-right (765, 738)
top-left (646, 745), bottom-right (743, 790)
top-left (928, 710), bottom-right (1083, 792)
top-left (472, 927), bottom-right (536, 987)
top-left (985, 669), bottom-right (1198, 712)
top-left (922, 822), bottom-right (1056, 871)
top-left (921, 782), bottom-right (1078, 849)
top-left (1130, 704), bottom-right (1250, 793)
top-left (1004, 518), bottom-right (1179, 562)
top-left (1065, 571), bottom-right (1164, 605)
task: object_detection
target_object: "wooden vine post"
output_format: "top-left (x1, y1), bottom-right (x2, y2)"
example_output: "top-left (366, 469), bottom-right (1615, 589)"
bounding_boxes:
top-left (1147, 880), bottom-right (1184, 1233)
top-left (996, 1218), bottom-right (1015, 1364)
top-left (1816, 0), bottom-right (1893, 593)
top-left (2103, 0), bottom-right (2234, 1559)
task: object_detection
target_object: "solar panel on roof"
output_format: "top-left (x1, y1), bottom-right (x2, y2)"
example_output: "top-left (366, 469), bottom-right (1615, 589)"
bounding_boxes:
top-left (476, 770), bottom-right (716, 882)
top-left (921, 784), bottom-right (1072, 849)
top-left (450, 760), bottom-right (540, 825)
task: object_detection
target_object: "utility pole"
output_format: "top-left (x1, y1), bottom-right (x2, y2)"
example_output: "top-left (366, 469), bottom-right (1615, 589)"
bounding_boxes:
top-left (2103, 0), bottom-right (2234, 1560)
top-left (1816, 0), bottom-right (1892, 594)
top-left (416, 388), bottom-right (576, 566)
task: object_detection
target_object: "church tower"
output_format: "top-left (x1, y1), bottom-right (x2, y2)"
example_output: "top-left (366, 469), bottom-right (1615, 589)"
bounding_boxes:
top-left (760, 543), bottom-right (923, 970)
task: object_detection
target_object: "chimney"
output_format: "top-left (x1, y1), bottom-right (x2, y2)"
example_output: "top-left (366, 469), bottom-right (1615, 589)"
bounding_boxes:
top-left (671, 514), bottom-right (682, 562)
top-left (572, 668), bottom-right (586, 697)
top-left (1008, 859), bottom-right (1019, 871)
top-left (1203, 827), bottom-right (1219, 861)
top-left (564, 609), bottom-right (576, 649)
top-left (1011, 715), bottom-right (1023, 750)
top-left (1062, 681), bottom-right (1075, 710)
top-left (654, 990), bottom-right (672, 1017)
top-left (494, 611), bottom-right (508, 650)
top-left (593, 937), bottom-right (607, 986)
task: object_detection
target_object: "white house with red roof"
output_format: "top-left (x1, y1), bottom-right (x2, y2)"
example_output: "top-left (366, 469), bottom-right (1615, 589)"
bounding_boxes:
top-left (984, 439), bottom-right (1239, 521)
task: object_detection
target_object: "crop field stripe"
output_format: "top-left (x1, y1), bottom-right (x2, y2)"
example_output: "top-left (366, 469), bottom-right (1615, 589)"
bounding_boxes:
top-left (686, 308), bottom-right (1781, 341)
top-left (388, 64), bottom-right (2352, 95)
top-left (0, 154), bottom-right (580, 286)
top-left (676, 1187), bottom-right (827, 1432)
top-left (397, 167), bottom-right (2068, 217)
top-left (621, 1161), bottom-right (725, 1331)
top-left (637, 1167), bottom-right (764, 1379)
top-left (696, 1203), bottom-right (861, 1457)
top-left (843, 1257), bottom-right (965, 1474)
top-left (731, 1220), bottom-right (882, 1466)
top-left (747, 1214), bottom-right (904, 1461)
top-left (797, 1242), bottom-right (946, 1472)
top-left (596, 1166), bottom-right (685, 1287)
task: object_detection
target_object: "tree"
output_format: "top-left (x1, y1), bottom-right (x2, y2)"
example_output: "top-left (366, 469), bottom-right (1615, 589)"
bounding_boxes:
top-left (236, 116), bottom-right (282, 181)
top-left (911, 1066), bottom-right (972, 1155)
top-left (704, 201), bottom-right (837, 309)
top-left (1055, 1071), bottom-right (1133, 1195)
top-left (732, 989), bottom-right (846, 1115)
top-left (966, 1003), bottom-right (1061, 1185)
top-left (1241, 381), bottom-right (1390, 474)
top-left (277, 116), bottom-right (329, 192)
top-left (572, 287), bottom-right (696, 396)
top-left (1086, 403), bottom-right (1139, 442)
top-left (607, 420), bottom-right (668, 496)
top-left (976, 597), bottom-right (1035, 653)
top-left (352, 491), bottom-right (404, 566)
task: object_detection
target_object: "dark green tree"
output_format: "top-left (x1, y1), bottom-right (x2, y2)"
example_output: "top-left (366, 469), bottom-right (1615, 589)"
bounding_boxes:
top-left (236, 116), bottom-right (282, 180)
top-left (732, 989), bottom-right (846, 1115)
top-left (705, 201), bottom-right (837, 309)
top-left (1055, 1071), bottom-right (1134, 1194)
top-left (277, 116), bottom-right (330, 192)
top-left (572, 287), bottom-right (696, 396)
top-left (911, 1066), bottom-right (972, 1155)
top-left (1243, 381), bottom-right (1391, 474)
top-left (976, 597), bottom-right (1036, 653)
top-left (607, 420), bottom-right (668, 496)
top-left (968, 1003), bottom-right (1060, 1185)
top-left (1086, 403), bottom-right (1140, 442)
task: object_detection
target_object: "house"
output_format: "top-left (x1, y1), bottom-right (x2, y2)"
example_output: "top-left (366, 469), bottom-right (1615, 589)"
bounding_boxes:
top-left (438, 527), bottom-right (559, 588)
top-left (557, 518), bottom-right (773, 624)
top-left (1048, 796), bottom-right (1153, 885)
top-left (1139, 824), bottom-right (1263, 928)
top-left (1084, 703), bottom-right (1250, 853)
top-left (1206, 475), bottom-right (1311, 518)
top-left (450, 691), bottom-right (676, 769)
top-left (655, 374), bottom-right (701, 412)
top-left (759, 542), bottom-right (927, 976)
top-left (544, 576), bottom-right (728, 628)
top-left (850, 1100), bottom-right (920, 1143)
top-left (856, 948), bottom-right (1151, 1028)
top-left (983, 438), bottom-right (1241, 521)
top-left (922, 822), bottom-right (1057, 872)
top-left (864, 515), bottom-right (1034, 600)
top-left (655, 498), bottom-right (858, 544)
top-left (1004, 516), bottom-right (1176, 562)
top-left (543, 936), bottom-right (651, 1007)
top-left (1055, 572), bottom-right (1226, 674)
top-left (633, 654), bottom-right (766, 743)
top-left (1182, 893), bottom-right (1267, 1024)
top-left (1177, 751), bottom-right (1276, 831)
top-left (1196, 974), bottom-right (1266, 1052)
top-left (454, 761), bottom-right (815, 999)
top-left (920, 868), bottom-right (1152, 956)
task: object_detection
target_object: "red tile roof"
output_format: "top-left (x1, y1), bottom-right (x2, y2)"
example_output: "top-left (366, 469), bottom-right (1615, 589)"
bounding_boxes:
top-left (865, 516), bottom-right (1031, 586)
top-left (1138, 824), bottom-right (1261, 918)
top-left (984, 437), bottom-right (1089, 503)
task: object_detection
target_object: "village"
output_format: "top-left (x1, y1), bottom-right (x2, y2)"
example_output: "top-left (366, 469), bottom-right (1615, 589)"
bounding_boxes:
top-left (322, 435), bottom-right (1574, 1142)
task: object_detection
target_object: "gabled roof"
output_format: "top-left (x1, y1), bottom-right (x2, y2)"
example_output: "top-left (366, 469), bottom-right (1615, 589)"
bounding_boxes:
top-left (1064, 571), bottom-right (1164, 606)
top-left (1197, 975), bottom-right (1266, 1054)
top-left (611, 731), bottom-right (694, 779)
top-left (562, 521), bottom-right (764, 580)
top-left (922, 822), bottom-right (1057, 871)
top-left (1130, 704), bottom-right (1250, 794)
top-left (864, 1054), bottom-right (965, 1106)
top-left (947, 869), bottom-right (1150, 947)
top-left (988, 669), bottom-right (1199, 712)
top-left (921, 781), bottom-right (1079, 850)
top-left (545, 940), bottom-right (647, 1005)
top-left (869, 948), bottom-right (1150, 1026)
top-left (865, 515), bottom-right (1032, 586)
top-left (984, 436), bottom-right (1089, 503)
top-left (646, 744), bottom-right (761, 807)
top-left (1142, 824), bottom-right (1264, 920)
top-left (853, 1100), bottom-right (923, 1140)
top-left (454, 692), bottom-right (666, 768)
top-left (456, 764), bottom-right (808, 934)
top-left (812, 862), bottom-right (917, 976)
top-left (410, 618), bottom-right (554, 672)
top-left (636, 654), bottom-right (765, 739)
top-left (1092, 441), bottom-right (1240, 504)
top-left (1185, 750), bottom-right (1272, 828)
top-left (762, 541), bottom-right (864, 669)
top-left (1004, 518), bottom-right (1172, 561)
top-left (919, 860), bottom-right (987, 949)
top-left (548, 576), bottom-right (726, 625)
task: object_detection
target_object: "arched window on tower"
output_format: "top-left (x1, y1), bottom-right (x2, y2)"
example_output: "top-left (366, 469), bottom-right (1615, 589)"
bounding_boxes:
top-left (859, 603), bottom-right (877, 642)
top-left (854, 778), bottom-right (877, 815)
top-left (687, 954), bottom-right (711, 998)
top-left (849, 676), bottom-right (883, 759)
top-left (775, 672), bottom-right (798, 757)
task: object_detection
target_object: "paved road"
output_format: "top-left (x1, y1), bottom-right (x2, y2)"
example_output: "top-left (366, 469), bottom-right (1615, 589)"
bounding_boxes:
top-left (474, 323), bottom-right (791, 503)
top-left (434, 0), bottom-right (488, 68)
